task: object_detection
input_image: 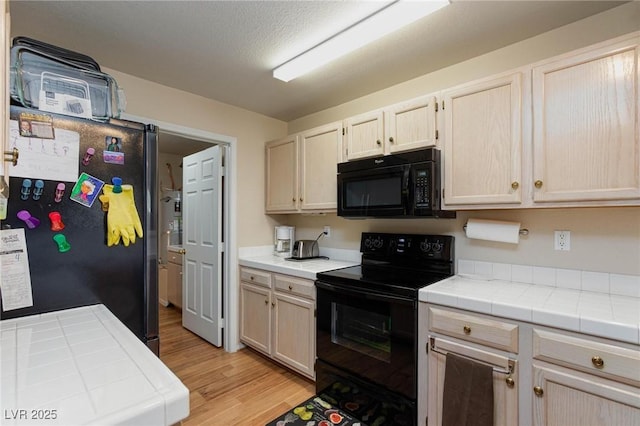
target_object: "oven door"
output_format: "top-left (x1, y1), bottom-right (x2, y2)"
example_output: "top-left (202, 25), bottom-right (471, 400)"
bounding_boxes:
top-left (337, 163), bottom-right (410, 217)
top-left (315, 281), bottom-right (417, 400)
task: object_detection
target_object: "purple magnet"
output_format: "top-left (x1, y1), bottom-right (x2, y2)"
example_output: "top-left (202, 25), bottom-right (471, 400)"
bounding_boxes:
top-left (53, 234), bottom-right (71, 253)
top-left (21, 179), bottom-right (32, 200)
top-left (33, 180), bottom-right (44, 200)
top-left (17, 210), bottom-right (41, 229)
top-left (82, 147), bottom-right (96, 166)
top-left (54, 183), bottom-right (66, 203)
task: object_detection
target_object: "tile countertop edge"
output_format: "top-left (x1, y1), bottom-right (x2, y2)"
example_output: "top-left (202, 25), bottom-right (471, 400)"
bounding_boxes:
top-left (239, 251), bottom-right (360, 280)
top-left (419, 276), bottom-right (640, 346)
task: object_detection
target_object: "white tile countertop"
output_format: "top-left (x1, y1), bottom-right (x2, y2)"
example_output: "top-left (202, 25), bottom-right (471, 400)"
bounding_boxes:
top-left (419, 260), bottom-right (640, 345)
top-left (239, 246), bottom-right (360, 280)
top-left (0, 304), bottom-right (189, 426)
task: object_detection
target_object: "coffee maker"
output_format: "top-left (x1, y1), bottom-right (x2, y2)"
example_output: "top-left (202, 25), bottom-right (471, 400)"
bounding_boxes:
top-left (274, 226), bottom-right (295, 257)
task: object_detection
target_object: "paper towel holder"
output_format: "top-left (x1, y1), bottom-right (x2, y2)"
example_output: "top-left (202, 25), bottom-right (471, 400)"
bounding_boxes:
top-left (463, 223), bottom-right (529, 236)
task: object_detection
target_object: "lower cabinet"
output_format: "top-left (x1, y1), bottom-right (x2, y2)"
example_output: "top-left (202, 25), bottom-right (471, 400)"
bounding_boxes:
top-left (532, 328), bottom-right (640, 425)
top-left (426, 306), bottom-right (519, 426)
top-left (422, 304), bottom-right (640, 426)
top-left (239, 267), bottom-right (316, 380)
top-left (167, 249), bottom-right (183, 309)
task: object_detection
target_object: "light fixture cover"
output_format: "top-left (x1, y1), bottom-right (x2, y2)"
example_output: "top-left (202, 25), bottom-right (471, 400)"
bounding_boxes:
top-left (273, 0), bottom-right (449, 82)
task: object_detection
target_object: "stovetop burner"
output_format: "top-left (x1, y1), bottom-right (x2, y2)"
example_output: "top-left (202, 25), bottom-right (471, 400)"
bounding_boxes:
top-left (316, 232), bottom-right (454, 298)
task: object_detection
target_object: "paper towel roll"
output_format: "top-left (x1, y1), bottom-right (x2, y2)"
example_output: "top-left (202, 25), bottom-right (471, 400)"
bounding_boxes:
top-left (465, 218), bottom-right (521, 244)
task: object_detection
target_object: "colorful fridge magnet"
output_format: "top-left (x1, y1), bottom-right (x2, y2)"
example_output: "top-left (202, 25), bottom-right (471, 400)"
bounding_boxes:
top-left (103, 136), bottom-right (124, 165)
top-left (18, 112), bottom-right (55, 139)
top-left (70, 172), bottom-right (104, 208)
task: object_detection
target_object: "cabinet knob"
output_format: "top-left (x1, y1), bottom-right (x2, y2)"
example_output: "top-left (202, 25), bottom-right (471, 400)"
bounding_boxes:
top-left (271, 302), bottom-right (275, 307)
top-left (250, 276), bottom-right (254, 280)
top-left (463, 325), bottom-right (471, 335)
top-left (591, 355), bottom-right (604, 368)
top-left (376, 140), bottom-right (382, 145)
top-left (292, 198), bottom-right (296, 202)
top-left (264, 299), bottom-right (268, 305)
top-left (534, 180), bottom-right (543, 189)
top-left (300, 197), bottom-right (303, 202)
top-left (388, 137), bottom-right (394, 143)
top-left (505, 377), bottom-right (515, 388)
top-left (288, 285), bottom-right (293, 290)
top-left (533, 386), bottom-right (544, 397)
top-left (511, 181), bottom-right (519, 190)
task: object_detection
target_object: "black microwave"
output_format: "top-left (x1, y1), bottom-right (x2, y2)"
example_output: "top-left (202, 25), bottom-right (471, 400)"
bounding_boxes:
top-left (337, 148), bottom-right (455, 218)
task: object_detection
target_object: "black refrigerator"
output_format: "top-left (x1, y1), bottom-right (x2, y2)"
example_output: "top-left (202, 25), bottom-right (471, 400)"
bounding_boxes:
top-left (0, 105), bottom-right (159, 355)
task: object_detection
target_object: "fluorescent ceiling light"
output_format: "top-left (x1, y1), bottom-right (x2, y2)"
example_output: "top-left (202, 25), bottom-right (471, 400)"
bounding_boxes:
top-left (273, 0), bottom-right (450, 82)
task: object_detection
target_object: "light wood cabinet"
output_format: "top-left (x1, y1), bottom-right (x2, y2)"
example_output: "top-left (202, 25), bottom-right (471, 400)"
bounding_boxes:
top-left (239, 267), bottom-right (316, 379)
top-left (420, 303), bottom-right (640, 426)
top-left (441, 71), bottom-right (525, 207)
top-left (167, 249), bottom-right (183, 309)
top-left (265, 121), bottom-right (342, 213)
top-left (344, 95), bottom-right (438, 161)
top-left (442, 32), bottom-right (640, 209)
top-left (427, 336), bottom-right (519, 426)
top-left (531, 34), bottom-right (640, 204)
top-left (532, 328), bottom-right (640, 426)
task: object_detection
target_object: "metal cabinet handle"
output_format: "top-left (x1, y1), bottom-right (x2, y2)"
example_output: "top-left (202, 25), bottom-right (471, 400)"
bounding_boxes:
top-left (534, 180), bottom-right (543, 189)
top-left (4, 148), bottom-right (19, 166)
top-left (511, 181), bottom-right (519, 190)
top-left (533, 386), bottom-right (544, 397)
top-left (389, 137), bottom-right (394, 143)
top-left (463, 325), bottom-right (471, 335)
top-left (591, 355), bottom-right (604, 368)
top-left (506, 377), bottom-right (515, 388)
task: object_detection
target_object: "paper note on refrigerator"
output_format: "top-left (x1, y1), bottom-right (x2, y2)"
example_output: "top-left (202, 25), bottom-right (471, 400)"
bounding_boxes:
top-left (0, 228), bottom-right (33, 311)
top-left (8, 119), bottom-right (80, 182)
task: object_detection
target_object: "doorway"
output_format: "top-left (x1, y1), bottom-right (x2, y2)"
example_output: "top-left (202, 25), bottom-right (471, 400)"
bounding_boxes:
top-left (122, 112), bottom-right (240, 353)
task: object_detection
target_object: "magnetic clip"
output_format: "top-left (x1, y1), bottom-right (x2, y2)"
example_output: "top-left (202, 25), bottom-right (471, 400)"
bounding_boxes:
top-left (82, 147), bottom-right (95, 166)
top-left (54, 183), bottom-right (66, 203)
top-left (21, 179), bottom-right (32, 200)
top-left (32, 180), bottom-right (44, 201)
top-left (17, 210), bottom-right (41, 229)
top-left (53, 234), bottom-right (71, 253)
top-left (112, 177), bottom-right (123, 194)
top-left (49, 211), bottom-right (65, 231)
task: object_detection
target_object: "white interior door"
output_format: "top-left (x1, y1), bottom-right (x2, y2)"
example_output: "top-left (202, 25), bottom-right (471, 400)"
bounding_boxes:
top-left (182, 146), bottom-right (223, 346)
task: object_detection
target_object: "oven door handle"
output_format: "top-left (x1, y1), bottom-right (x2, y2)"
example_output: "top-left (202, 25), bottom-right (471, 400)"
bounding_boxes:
top-left (315, 281), bottom-right (414, 305)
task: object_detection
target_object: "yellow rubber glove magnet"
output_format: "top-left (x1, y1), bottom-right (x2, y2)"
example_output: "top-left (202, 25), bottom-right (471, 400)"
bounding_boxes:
top-left (100, 180), bottom-right (143, 247)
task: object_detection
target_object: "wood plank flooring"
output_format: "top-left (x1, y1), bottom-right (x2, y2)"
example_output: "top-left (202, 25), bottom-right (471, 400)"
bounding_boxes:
top-left (159, 304), bottom-right (314, 425)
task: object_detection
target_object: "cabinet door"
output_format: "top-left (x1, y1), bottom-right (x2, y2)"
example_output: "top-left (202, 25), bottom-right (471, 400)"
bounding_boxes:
top-left (386, 95), bottom-right (438, 154)
top-left (272, 291), bottom-right (315, 379)
top-left (532, 35), bottom-right (640, 203)
top-left (428, 337), bottom-right (518, 426)
top-left (265, 135), bottom-right (298, 212)
top-left (299, 121), bottom-right (342, 211)
top-left (344, 109), bottom-right (384, 160)
top-left (442, 72), bottom-right (524, 206)
top-left (532, 361), bottom-right (640, 426)
top-left (167, 260), bottom-right (183, 309)
top-left (240, 282), bottom-right (272, 355)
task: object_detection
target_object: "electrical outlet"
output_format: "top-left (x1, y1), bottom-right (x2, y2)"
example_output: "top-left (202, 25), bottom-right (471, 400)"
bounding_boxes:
top-left (323, 226), bottom-right (331, 238)
top-left (554, 230), bottom-right (571, 251)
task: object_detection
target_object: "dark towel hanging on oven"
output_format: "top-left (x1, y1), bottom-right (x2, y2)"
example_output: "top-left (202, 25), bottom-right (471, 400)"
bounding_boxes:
top-left (442, 352), bottom-right (494, 426)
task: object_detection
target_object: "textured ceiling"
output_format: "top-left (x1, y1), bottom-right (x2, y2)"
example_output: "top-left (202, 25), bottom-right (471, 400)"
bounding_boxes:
top-left (9, 0), bottom-right (626, 125)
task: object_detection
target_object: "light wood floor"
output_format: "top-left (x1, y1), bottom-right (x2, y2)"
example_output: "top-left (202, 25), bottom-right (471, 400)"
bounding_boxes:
top-left (159, 304), bottom-right (315, 425)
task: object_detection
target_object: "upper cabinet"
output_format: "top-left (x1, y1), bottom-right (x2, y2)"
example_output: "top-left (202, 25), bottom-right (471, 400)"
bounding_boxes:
top-left (344, 95), bottom-right (438, 161)
top-left (442, 32), bottom-right (640, 210)
top-left (442, 72), bottom-right (525, 206)
top-left (265, 121), bottom-right (342, 214)
top-left (531, 35), bottom-right (640, 204)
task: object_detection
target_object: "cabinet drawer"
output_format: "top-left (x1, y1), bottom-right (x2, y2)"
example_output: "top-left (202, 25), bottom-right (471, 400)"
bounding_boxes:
top-left (168, 252), bottom-right (183, 264)
top-left (533, 329), bottom-right (640, 386)
top-left (240, 267), bottom-right (272, 288)
top-left (274, 274), bottom-right (315, 300)
top-left (429, 307), bottom-right (518, 353)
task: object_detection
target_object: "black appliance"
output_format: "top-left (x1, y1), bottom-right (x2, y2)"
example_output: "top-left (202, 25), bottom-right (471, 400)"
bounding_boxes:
top-left (315, 232), bottom-right (455, 425)
top-left (337, 148), bottom-right (455, 218)
top-left (0, 105), bottom-right (159, 355)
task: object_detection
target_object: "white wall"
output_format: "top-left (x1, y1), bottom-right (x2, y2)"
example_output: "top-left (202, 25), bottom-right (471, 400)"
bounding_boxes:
top-left (278, 3), bottom-right (640, 276)
top-left (102, 69), bottom-right (288, 248)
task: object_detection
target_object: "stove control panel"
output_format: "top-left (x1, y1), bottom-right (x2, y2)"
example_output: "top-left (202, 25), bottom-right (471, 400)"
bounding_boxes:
top-left (361, 232), bottom-right (454, 261)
